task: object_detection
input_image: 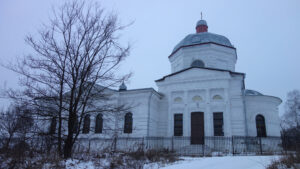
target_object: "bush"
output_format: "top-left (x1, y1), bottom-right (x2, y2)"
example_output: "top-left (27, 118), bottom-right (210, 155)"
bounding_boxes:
top-left (267, 152), bottom-right (300, 169)
top-left (0, 138), bottom-right (180, 169)
top-left (107, 149), bottom-right (179, 169)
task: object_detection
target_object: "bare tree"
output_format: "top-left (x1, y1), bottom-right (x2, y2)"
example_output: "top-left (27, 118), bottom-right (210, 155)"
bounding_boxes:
top-left (0, 104), bottom-right (33, 150)
top-left (282, 90), bottom-right (300, 129)
top-left (5, 0), bottom-right (131, 159)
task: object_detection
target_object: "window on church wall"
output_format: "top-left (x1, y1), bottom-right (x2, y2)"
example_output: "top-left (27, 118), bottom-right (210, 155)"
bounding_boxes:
top-left (174, 114), bottom-right (183, 136)
top-left (124, 112), bottom-right (133, 134)
top-left (191, 60), bottom-right (205, 68)
top-left (95, 113), bottom-right (103, 133)
top-left (256, 115), bottom-right (267, 137)
top-left (212, 95), bottom-right (223, 101)
top-left (213, 112), bottom-right (224, 136)
top-left (82, 114), bottom-right (90, 134)
top-left (192, 95), bottom-right (203, 102)
top-left (49, 117), bottom-right (57, 134)
top-left (73, 115), bottom-right (79, 133)
top-left (174, 97), bottom-right (183, 103)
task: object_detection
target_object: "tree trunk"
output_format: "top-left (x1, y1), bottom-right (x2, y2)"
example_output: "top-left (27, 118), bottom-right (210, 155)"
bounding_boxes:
top-left (58, 113), bottom-right (62, 156)
top-left (5, 134), bottom-right (13, 150)
top-left (63, 136), bottom-right (73, 159)
top-left (58, 54), bottom-right (66, 156)
top-left (64, 109), bottom-right (75, 159)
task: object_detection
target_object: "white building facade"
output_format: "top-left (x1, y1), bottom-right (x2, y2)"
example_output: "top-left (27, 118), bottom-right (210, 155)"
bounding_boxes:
top-left (80, 19), bottom-right (282, 144)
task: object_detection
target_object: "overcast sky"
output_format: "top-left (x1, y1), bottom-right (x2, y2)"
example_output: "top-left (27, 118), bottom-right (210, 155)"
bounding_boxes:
top-left (1, 0), bottom-right (300, 115)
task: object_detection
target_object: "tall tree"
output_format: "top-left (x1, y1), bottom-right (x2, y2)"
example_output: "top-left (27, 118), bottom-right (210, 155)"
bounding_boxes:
top-left (283, 90), bottom-right (300, 129)
top-left (6, 0), bottom-right (131, 158)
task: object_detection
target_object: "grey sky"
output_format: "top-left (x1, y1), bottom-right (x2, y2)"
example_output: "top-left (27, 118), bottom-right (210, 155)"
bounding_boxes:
top-left (1, 0), bottom-right (300, 115)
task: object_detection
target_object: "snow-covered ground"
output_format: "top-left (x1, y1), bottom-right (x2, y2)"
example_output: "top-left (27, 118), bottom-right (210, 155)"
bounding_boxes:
top-left (65, 160), bottom-right (95, 169)
top-left (158, 156), bottom-right (279, 169)
top-left (63, 155), bottom-right (279, 169)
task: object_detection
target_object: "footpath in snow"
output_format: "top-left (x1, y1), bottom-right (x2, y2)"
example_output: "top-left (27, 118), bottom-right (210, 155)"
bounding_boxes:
top-left (158, 156), bottom-right (279, 169)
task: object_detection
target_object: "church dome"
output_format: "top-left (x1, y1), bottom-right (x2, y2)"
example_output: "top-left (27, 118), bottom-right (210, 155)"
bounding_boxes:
top-left (173, 32), bottom-right (234, 52)
top-left (119, 82), bottom-right (127, 91)
top-left (172, 19), bottom-right (234, 53)
top-left (196, 20), bottom-right (207, 27)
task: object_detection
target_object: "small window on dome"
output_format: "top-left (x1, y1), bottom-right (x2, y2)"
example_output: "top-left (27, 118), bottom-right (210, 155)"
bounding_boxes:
top-left (192, 95), bottom-right (203, 102)
top-left (191, 60), bottom-right (205, 68)
top-left (213, 95), bottom-right (223, 101)
top-left (174, 97), bottom-right (183, 103)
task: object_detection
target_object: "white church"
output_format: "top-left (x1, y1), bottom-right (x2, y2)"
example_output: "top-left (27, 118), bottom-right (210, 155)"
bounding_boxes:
top-left (79, 19), bottom-right (282, 145)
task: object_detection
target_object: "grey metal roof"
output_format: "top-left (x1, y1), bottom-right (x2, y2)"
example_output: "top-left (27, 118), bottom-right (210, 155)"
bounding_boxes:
top-left (172, 32), bottom-right (234, 52)
top-left (244, 89), bottom-right (263, 96)
top-left (155, 66), bottom-right (245, 82)
top-left (196, 20), bottom-right (207, 27)
top-left (118, 87), bottom-right (163, 97)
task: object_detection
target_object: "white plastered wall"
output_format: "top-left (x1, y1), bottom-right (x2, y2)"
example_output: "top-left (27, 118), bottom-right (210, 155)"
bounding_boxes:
top-left (245, 95), bottom-right (282, 137)
top-left (169, 44), bottom-right (237, 73)
top-left (156, 68), bottom-right (245, 137)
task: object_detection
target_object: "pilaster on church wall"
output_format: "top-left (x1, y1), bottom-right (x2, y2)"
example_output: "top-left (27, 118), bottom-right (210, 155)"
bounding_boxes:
top-left (167, 91), bottom-right (173, 137)
top-left (224, 86), bottom-right (232, 136)
top-left (183, 91), bottom-right (189, 137)
top-left (205, 89), bottom-right (212, 136)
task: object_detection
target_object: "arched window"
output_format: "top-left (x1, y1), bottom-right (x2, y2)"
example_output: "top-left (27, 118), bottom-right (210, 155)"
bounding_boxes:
top-left (213, 95), bottom-right (223, 101)
top-left (124, 112), bottom-right (133, 133)
top-left (49, 117), bottom-right (56, 134)
top-left (174, 97), bottom-right (183, 103)
top-left (192, 95), bottom-right (203, 102)
top-left (174, 114), bottom-right (183, 136)
top-left (191, 60), bottom-right (205, 68)
top-left (95, 114), bottom-right (103, 133)
top-left (256, 115), bottom-right (267, 137)
top-left (82, 114), bottom-right (90, 134)
top-left (73, 115), bottom-right (79, 133)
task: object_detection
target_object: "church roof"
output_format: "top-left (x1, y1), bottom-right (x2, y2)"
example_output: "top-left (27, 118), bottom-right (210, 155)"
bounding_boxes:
top-left (119, 87), bottom-right (162, 97)
top-left (155, 66), bottom-right (244, 82)
top-left (172, 32), bottom-right (234, 53)
top-left (169, 19), bottom-right (235, 58)
top-left (244, 89), bottom-right (263, 96)
top-left (244, 89), bottom-right (282, 102)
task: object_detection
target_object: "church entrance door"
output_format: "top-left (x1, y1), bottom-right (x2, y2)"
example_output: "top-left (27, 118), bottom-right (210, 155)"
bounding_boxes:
top-left (191, 112), bottom-right (204, 144)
